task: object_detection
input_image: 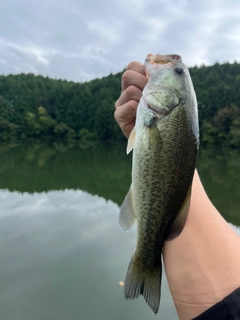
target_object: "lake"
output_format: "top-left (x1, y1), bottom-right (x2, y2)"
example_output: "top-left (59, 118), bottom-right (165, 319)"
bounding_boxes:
top-left (0, 140), bottom-right (239, 320)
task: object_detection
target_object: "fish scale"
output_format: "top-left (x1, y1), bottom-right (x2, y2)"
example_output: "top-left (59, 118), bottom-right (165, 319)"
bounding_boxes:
top-left (119, 53), bottom-right (199, 315)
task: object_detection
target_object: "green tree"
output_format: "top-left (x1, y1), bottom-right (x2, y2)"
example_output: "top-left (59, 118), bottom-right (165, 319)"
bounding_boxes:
top-left (38, 106), bottom-right (56, 135)
top-left (230, 117), bottom-right (240, 147)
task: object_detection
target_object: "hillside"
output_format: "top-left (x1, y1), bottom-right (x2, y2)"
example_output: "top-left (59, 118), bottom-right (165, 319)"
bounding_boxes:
top-left (0, 62), bottom-right (240, 147)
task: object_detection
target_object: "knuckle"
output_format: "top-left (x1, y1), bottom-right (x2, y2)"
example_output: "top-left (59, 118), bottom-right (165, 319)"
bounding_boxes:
top-left (115, 100), bottom-right (120, 109)
top-left (125, 85), bottom-right (137, 98)
top-left (122, 70), bottom-right (133, 84)
top-left (126, 61), bottom-right (136, 70)
top-left (127, 100), bottom-right (138, 110)
top-left (114, 108), bottom-right (123, 125)
top-left (113, 109), bottom-right (118, 121)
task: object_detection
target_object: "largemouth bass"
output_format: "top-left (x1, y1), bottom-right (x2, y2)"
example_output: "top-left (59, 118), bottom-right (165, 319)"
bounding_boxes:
top-left (119, 53), bottom-right (199, 315)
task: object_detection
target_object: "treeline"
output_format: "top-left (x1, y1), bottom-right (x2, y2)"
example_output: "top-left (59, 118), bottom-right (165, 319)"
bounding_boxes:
top-left (0, 61), bottom-right (240, 147)
top-left (0, 72), bottom-right (123, 142)
top-left (190, 62), bottom-right (240, 147)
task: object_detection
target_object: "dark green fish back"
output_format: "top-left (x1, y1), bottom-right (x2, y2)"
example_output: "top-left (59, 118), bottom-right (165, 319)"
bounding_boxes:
top-left (123, 102), bottom-right (198, 314)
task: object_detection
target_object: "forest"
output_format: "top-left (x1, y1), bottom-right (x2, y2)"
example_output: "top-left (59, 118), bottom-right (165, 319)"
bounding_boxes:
top-left (0, 61), bottom-right (240, 147)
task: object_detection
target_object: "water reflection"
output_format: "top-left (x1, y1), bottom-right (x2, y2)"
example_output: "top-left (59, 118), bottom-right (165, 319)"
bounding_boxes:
top-left (0, 141), bottom-right (132, 205)
top-left (0, 189), bottom-right (177, 320)
top-left (0, 141), bottom-right (239, 319)
top-left (0, 141), bottom-right (240, 226)
top-left (197, 147), bottom-right (240, 225)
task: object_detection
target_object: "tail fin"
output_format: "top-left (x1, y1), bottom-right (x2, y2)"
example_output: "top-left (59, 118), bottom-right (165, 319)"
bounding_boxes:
top-left (124, 257), bottom-right (162, 315)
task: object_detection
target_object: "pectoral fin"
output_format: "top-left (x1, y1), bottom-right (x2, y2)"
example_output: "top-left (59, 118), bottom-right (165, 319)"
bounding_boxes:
top-left (126, 128), bottom-right (136, 154)
top-left (166, 186), bottom-right (192, 240)
top-left (119, 185), bottom-right (136, 230)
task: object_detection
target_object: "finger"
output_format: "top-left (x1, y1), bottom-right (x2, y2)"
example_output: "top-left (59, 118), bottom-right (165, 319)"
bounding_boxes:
top-left (127, 61), bottom-right (145, 75)
top-left (115, 85), bottom-right (142, 109)
top-left (121, 69), bottom-right (147, 92)
top-left (114, 100), bottom-right (138, 137)
top-left (114, 100), bottom-right (138, 122)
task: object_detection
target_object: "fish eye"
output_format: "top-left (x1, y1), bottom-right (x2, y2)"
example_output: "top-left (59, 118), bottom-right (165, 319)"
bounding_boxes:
top-left (175, 67), bottom-right (184, 75)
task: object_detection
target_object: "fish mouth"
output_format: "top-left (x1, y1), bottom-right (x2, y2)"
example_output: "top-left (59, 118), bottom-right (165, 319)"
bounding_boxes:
top-left (144, 54), bottom-right (182, 78)
top-left (145, 53), bottom-right (182, 65)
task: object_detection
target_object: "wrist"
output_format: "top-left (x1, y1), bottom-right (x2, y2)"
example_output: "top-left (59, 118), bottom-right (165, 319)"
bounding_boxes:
top-left (163, 170), bottom-right (240, 319)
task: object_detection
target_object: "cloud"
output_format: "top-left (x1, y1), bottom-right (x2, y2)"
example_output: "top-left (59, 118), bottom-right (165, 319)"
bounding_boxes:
top-left (0, 0), bottom-right (240, 82)
top-left (0, 188), bottom-right (179, 319)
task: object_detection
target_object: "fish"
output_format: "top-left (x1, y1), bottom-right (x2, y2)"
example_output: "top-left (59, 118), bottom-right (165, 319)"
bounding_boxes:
top-left (119, 53), bottom-right (199, 315)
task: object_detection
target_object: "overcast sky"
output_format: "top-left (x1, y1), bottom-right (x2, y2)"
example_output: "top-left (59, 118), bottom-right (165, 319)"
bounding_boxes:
top-left (0, 0), bottom-right (240, 82)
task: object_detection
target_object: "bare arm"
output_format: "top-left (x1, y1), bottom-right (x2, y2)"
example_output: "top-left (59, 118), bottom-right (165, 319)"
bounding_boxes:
top-left (164, 170), bottom-right (240, 319)
top-left (115, 61), bottom-right (240, 319)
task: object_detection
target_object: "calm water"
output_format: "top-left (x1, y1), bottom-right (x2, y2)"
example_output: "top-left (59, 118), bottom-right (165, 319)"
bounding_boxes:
top-left (0, 141), bottom-right (239, 320)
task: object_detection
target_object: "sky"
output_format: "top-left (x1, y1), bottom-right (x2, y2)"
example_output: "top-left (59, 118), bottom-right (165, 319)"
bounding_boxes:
top-left (0, 0), bottom-right (240, 82)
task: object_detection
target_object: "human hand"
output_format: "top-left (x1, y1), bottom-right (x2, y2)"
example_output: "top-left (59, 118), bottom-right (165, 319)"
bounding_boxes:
top-left (114, 61), bottom-right (147, 138)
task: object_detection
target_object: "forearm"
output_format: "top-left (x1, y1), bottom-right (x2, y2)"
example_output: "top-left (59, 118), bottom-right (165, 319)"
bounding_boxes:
top-left (114, 62), bottom-right (240, 319)
top-left (163, 170), bottom-right (240, 319)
